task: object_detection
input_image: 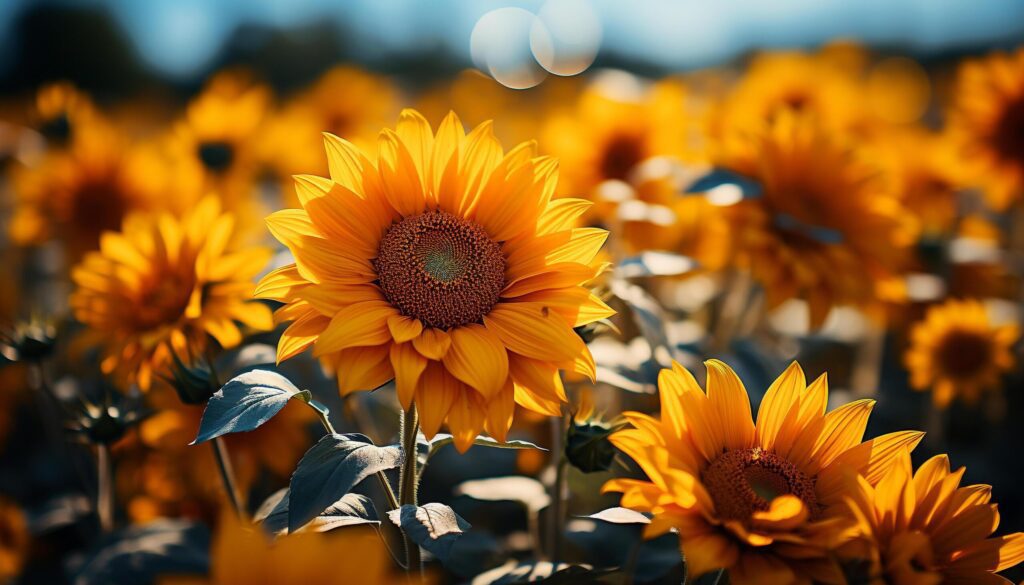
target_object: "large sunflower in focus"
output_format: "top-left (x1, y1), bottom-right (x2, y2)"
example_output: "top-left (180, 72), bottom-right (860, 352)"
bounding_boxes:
top-left (257, 109), bottom-right (613, 452)
top-left (604, 360), bottom-right (924, 584)
top-left (840, 451), bottom-right (1024, 584)
top-left (713, 112), bottom-right (916, 326)
top-left (904, 299), bottom-right (1019, 408)
top-left (949, 47), bottom-right (1024, 210)
top-left (71, 198), bottom-right (273, 390)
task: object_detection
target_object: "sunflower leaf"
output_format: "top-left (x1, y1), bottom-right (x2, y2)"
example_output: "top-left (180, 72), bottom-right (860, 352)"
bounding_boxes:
top-left (454, 476), bottom-right (551, 513)
top-left (288, 434), bottom-right (401, 532)
top-left (616, 251), bottom-right (699, 278)
top-left (473, 561), bottom-right (610, 584)
top-left (583, 507), bottom-right (651, 525)
top-left (386, 503), bottom-right (470, 565)
top-left (191, 370), bottom-right (309, 445)
top-left (256, 488), bottom-right (379, 534)
top-left (417, 433), bottom-right (546, 463)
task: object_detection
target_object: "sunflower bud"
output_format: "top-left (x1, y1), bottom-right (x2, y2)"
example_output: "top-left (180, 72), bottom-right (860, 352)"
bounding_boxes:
top-left (566, 419), bottom-right (624, 473)
top-left (1, 318), bottom-right (57, 364)
top-left (166, 352), bottom-right (219, 405)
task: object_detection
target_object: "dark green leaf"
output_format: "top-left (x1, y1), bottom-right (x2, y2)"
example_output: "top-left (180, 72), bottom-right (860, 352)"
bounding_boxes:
top-left (288, 433), bottom-right (400, 532)
top-left (255, 488), bottom-right (378, 534)
top-left (386, 503), bottom-right (470, 565)
top-left (474, 561), bottom-right (611, 584)
top-left (418, 433), bottom-right (545, 463)
top-left (685, 167), bottom-right (761, 198)
top-left (583, 507), bottom-right (651, 524)
top-left (191, 370), bottom-right (309, 444)
top-left (73, 520), bottom-right (209, 585)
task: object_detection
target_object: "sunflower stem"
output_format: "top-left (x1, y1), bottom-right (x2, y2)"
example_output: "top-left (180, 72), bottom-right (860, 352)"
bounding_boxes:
top-left (212, 436), bottom-right (244, 519)
top-left (96, 443), bottom-right (114, 533)
top-left (548, 413), bottom-right (569, 561)
top-left (398, 405), bottom-right (421, 573)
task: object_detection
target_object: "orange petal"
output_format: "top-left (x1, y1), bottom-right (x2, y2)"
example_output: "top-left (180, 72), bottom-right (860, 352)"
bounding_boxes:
top-left (313, 300), bottom-right (396, 356)
top-left (415, 362), bottom-right (460, 438)
top-left (483, 381), bottom-right (515, 443)
top-left (755, 362), bottom-right (806, 450)
top-left (483, 302), bottom-right (586, 363)
top-left (442, 324), bottom-right (509, 399)
top-left (387, 314), bottom-right (424, 343)
top-left (391, 342), bottom-right (427, 410)
top-left (704, 359), bottom-right (755, 452)
top-left (332, 344), bottom-right (394, 396)
top-left (447, 390), bottom-right (486, 453)
top-left (412, 328), bottom-right (451, 360)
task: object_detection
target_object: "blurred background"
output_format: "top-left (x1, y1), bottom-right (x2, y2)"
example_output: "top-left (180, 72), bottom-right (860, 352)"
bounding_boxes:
top-left (2, 1), bottom-right (1024, 584)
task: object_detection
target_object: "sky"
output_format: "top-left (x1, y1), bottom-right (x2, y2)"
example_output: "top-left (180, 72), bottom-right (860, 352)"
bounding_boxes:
top-left (1, 0), bottom-right (1023, 79)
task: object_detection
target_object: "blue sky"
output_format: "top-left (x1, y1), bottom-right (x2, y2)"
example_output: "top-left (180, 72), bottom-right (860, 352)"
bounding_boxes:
top-left (2, 0), bottom-right (1023, 79)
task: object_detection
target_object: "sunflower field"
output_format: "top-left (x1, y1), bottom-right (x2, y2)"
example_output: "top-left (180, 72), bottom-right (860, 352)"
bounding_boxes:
top-left (2, 2), bottom-right (1024, 584)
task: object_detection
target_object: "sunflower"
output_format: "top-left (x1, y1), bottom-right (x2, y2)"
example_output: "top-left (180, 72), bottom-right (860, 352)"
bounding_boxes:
top-left (258, 67), bottom-right (398, 206)
top-left (31, 81), bottom-right (101, 149)
top-left (873, 129), bottom-right (964, 238)
top-left (904, 298), bottom-right (1019, 408)
top-left (711, 111), bottom-right (916, 326)
top-left (9, 123), bottom-right (170, 260)
top-left (158, 511), bottom-right (406, 585)
top-left (256, 109), bottom-right (613, 452)
top-left (948, 47), bottom-right (1024, 210)
top-left (840, 450), bottom-right (1024, 584)
top-left (165, 71), bottom-right (269, 214)
top-left (603, 360), bottom-right (925, 584)
top-left (542, 78), bottom-right (701, 201)
top-left (70, 197), bottom-right (273, 391)
top-left (711, 48), bottom-right (867, 140)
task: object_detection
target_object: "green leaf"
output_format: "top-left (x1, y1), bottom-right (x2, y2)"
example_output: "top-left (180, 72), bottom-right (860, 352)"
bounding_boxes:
top-left (474, 561), bottom-right (612, 584)
top-left (386, 503), bottom-right (470, 565)
top-left (73, 520), bottom-right (210, 585)
top-left (418, 433), bottom-right (545, 463)
top-left (255, 488), bottom-right (379, 534)
top-left (288, 433), bottom-right (400, 532)
top-left (191, 370), bottom-right (309, 445)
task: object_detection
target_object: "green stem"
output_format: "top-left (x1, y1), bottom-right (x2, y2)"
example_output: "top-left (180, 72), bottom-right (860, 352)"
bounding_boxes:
top-left (398, 406), bottom-right (421, 573)
top-left (97, 443), bottom-right (114, 533)
top-left (548, 414), bottom-right (568, 561)
top-left (212, 436), bottom-right (244, 518)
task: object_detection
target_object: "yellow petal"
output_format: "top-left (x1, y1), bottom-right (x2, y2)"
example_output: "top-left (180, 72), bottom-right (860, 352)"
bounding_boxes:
top-left (448, 389), bottom-right (486, 453)
top-left (755, 362), bottom-right (806, 450)
top-left (378, 129), bottom-right (426, 217)
top-left (483, 302), bottom-right (586, 363)
top-left (412, 328), bottom-right (451, 360)
top-left (391, 342), bottom-right (427, 410)
top-left (332, 344), bottom-right (394, 396)
top-left (322, 133), bottom-right (366, 194)
top-left (442, 324), bottom-right (509, 399)
top-left (704, 359), bottom-right (755, 451)
top-left (313, 300), bottom-right (395, 356)
top-left (483, 381), bottom-right (515, 443)
top-left (416, 362), bottom-right (460, 438)
top-left (387, 315), bottom-right (424, 343)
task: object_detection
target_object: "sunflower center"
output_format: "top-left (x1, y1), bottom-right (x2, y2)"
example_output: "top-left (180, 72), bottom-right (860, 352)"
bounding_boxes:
top-left (600, 134), bottom-right (645, 181)
top-left (134, 273), bottom-right (196, 330)
top-left (41, 113), bottom-right (72, 146)
top-left (70, 178), bottom-right (128, 254)
top-left (993, 97), bottom-right (1024, 167)
top-left (374, 210), bottom-right (505, 330)
top-left (197, 141), bottom-right (235, 173)
top-left (702, 447), bottom-right (818, 523)
top-left (937, 330), bottom-right (992, 378)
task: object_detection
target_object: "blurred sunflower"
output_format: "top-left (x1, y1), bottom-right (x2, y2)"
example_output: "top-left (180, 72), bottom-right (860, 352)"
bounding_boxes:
top-left (874, 129), bottom-right (964, 238)
top-left (70, 197), bottom-right (273, 391)
top-left (713, 112), bottom-right (916, 326)
top-left (9, 124), bottom-right (170, 260)
top-left (603, 360), bottom-right (924, 584)
top-left (118, 385), bottom-right (313, 522)
top-left (158, 512), bottom-right (404, 585)
top-left (542, 79), bottom-right (701, 202)
top-left (257, 109), bottom-right (613, 452)
top-left (31, 81), bottom-right (101, 149)
top-left (949, 47), bottom-right (1024, 210)
top-left (712, 48), bottom-right (866, 139)
top-left (904, 298), bottom-right (1019, 408)
top-left (840, 450), bottom-right (1024, 584)
top-left (258, 67), bottom-right (398, 206)
top-left (0, 497), bottom-right (28, 582)
top-left (166, 72), bottom-right (269, 215)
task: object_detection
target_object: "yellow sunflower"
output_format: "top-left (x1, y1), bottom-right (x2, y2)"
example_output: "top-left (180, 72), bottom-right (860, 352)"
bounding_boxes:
top-left (603, 360), bottom-right (925, 584)
top-left (904, 298), bottom-right (1019, 408)
top-left (712, 111), bottom-right (916, 326)
top-left (158, 511), bottom-right (406, 585)
top-left (165, 71), bottom-right (270, 214)
top-left (948, 47), bottom-right (1024, 210)
top-left (70, 197), bottom-right (273, 391)
top-left (256, 109), bottom-right (613, 452)
top-left (31, 81), bottom-right (101, 149)
top-left (258, 67), bottom-right (398, 206)
top-left (9, 123), bottom-right (170, 260)
top-left (711, 48), bottom-right (867, 139)
top-left (840, 450), bottom-right (1024, 584)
